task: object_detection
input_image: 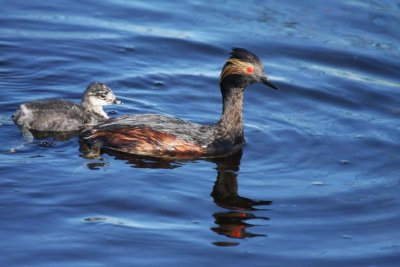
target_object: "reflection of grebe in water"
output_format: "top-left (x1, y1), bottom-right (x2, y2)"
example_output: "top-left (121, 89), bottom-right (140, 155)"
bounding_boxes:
top-left (211, 150), bottom-right (271, 246)
top-left (82, 149), bottom-right (272, 246)
top-left (80, 48), bottom-right (278, 159)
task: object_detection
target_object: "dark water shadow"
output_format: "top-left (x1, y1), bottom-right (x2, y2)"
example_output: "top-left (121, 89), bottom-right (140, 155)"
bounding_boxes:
top-left (80, 146), bottom-right (272, 246)
top-left (8, 129), bottom-right (81, 149)
top-left (29, 129), bottom-right (81, 141)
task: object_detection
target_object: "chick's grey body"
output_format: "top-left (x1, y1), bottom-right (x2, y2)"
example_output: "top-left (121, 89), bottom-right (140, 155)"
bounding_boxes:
top-left (12, 82), bottom-right (118, 132)
top-left (13, 100), bottom-right (105, 131)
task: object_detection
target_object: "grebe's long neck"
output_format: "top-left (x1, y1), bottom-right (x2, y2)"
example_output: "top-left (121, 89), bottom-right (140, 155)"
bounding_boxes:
top-left (217, 85), bottom-right (245, 144)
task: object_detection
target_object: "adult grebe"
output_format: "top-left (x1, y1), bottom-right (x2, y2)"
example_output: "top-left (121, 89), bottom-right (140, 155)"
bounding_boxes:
top-left (81, 48), bottom-right (278, 159)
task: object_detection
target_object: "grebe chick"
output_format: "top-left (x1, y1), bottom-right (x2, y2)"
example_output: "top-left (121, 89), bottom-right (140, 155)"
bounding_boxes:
top-left (81, 48), bottom-right (279, 159)
top-left (12, 82), bottom-right (119, 133)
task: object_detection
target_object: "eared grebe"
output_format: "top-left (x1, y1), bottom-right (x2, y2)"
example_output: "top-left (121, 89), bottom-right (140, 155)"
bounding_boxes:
top-left (12, 82), bottom-right (119, 133)
top-left (81, 48), bottom-right (278, 159)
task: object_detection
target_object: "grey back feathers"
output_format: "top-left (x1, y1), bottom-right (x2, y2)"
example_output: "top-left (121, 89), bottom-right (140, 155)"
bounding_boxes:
top-left (12, 82), bottom-right (118, 132)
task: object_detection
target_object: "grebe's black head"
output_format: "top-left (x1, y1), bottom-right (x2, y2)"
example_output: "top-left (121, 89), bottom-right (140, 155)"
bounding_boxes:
top-left (82, 82), bottom-right (120, 107)
top-left (220, 48), bottom-right (278, 90)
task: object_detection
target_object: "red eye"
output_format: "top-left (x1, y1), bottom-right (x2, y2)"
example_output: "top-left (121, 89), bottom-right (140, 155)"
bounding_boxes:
top-left (246, 67), bottom-right (253, 74)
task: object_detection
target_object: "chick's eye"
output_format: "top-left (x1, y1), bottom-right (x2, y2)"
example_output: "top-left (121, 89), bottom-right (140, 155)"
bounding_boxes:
top-left (98, 93), bottom-right (107, 99)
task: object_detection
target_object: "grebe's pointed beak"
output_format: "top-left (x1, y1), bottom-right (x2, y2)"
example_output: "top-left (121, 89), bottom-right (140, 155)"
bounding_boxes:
top-left (260, 75), bottom-right (279, 90)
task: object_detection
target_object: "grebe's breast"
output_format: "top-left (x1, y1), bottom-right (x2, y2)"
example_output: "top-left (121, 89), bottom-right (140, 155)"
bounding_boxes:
top-left (83, 114), bottom-right (223, 158)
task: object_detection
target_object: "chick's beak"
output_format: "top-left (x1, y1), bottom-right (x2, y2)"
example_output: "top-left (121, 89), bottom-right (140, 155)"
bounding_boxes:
top-left (113, 98), bottom-right (122, 104)
top-left (260, 75), bottom-right (279, 90)
top-left (106, 96), bottom-right (121, 105)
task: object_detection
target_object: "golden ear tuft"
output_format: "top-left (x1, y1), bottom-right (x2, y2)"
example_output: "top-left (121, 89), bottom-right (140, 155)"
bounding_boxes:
top-left (220, 59), bottom-right (255, 81)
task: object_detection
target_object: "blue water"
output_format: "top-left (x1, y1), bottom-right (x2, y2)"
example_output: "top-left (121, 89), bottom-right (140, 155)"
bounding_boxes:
top-left (1, 1), bottom-right (400, 266)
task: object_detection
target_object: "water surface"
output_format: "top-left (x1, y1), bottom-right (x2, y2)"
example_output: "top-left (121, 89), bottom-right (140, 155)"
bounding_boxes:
top-left (1, 1), bottom-right (399, 266)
